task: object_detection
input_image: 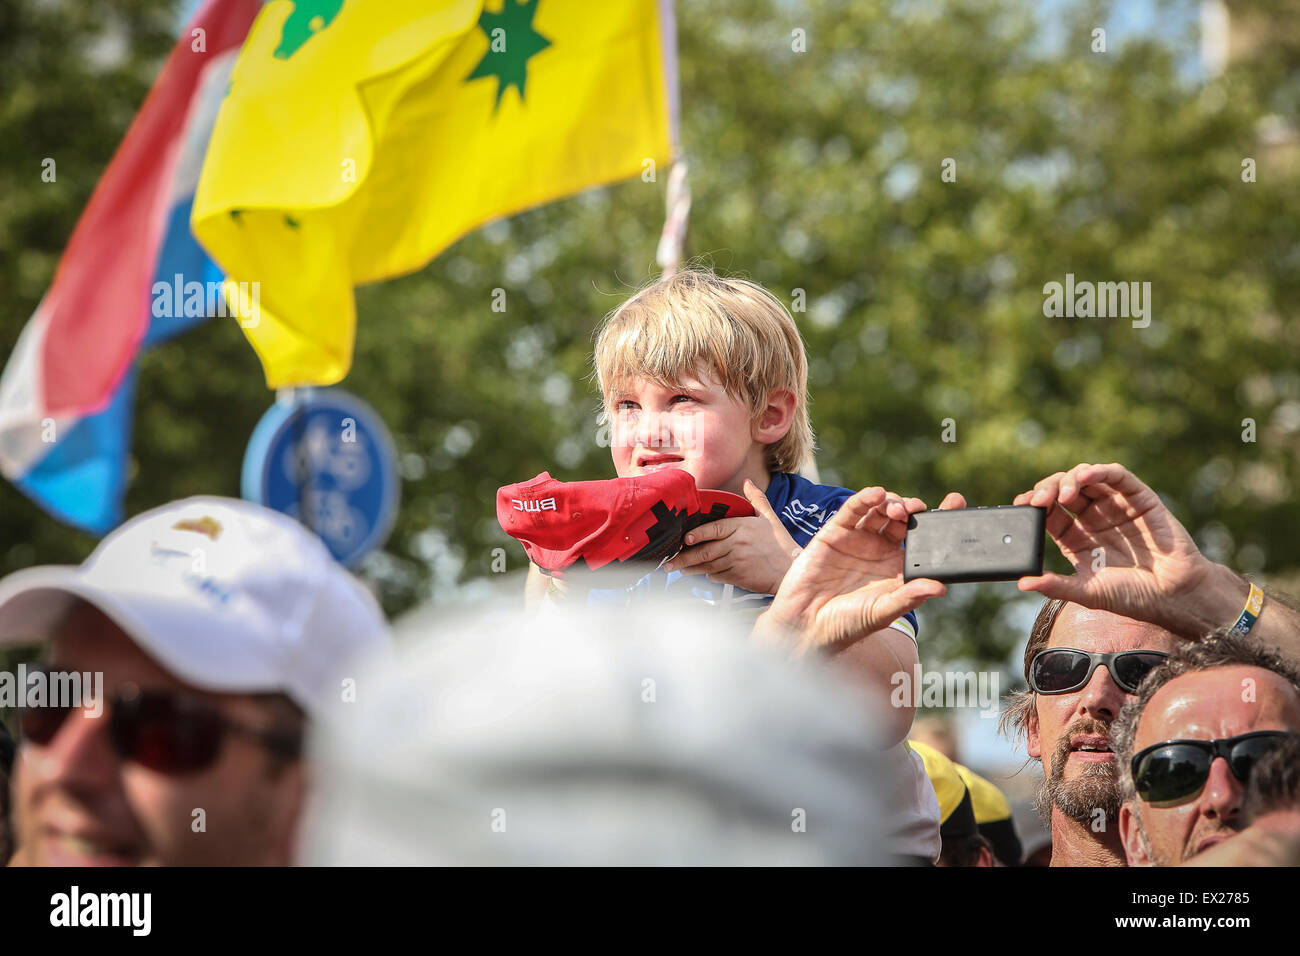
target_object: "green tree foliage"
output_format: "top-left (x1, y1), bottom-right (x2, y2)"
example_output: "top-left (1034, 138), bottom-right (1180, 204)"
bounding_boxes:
top-left (2, 0), bottom-right (1298, 684)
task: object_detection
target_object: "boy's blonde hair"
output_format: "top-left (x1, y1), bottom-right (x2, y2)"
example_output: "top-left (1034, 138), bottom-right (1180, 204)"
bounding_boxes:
top-left (592, 267), bottom-right (815, 474)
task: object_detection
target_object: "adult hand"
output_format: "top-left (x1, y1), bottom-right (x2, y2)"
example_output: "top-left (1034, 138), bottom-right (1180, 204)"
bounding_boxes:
top-left (757, 486), bottom-right (962, 654)
top-left (1013, 462), bottom-right (1230, 639)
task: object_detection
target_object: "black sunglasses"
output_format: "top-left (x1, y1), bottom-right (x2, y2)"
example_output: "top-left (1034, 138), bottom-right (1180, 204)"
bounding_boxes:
top-left (18, 680), bottom-right (301, 775)
top-left (1131, 730), bottom-right (1297, 807)
top-left (1028, 648), bottom-right (1169, 695)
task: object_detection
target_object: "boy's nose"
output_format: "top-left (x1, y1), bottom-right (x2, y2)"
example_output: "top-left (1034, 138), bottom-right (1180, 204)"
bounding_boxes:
top-left (637, 411), bottom-right (673, 449)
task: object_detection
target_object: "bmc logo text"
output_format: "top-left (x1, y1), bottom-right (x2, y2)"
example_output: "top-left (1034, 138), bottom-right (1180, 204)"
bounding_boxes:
top-left (513, 498), bottom-right (557, 512)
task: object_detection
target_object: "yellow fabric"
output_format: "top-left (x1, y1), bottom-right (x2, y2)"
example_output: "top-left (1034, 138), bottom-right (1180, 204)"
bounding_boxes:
top-left (907, 740), bottom-right (966, 825)
top-left (193, 0), bottom-right (675, 387)
top-left (955, 762), bottom-right (1013, 825)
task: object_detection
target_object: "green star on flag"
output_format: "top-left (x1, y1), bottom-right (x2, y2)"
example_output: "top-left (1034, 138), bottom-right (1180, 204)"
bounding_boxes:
top-left (465, 0), bottom-right (552, 110)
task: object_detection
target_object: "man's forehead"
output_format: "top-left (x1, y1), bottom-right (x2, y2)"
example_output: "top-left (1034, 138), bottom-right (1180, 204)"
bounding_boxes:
top-left (48, 603), bottom-right (220, 699)
top-left (48, 607), bottom-right (179, 683)
top-left (49, 601), bottom-right (137, 651)
top-left (1049, 605), bottom-right (1180, 654)
top-left (1138, 666), bottom-right (1300, 744)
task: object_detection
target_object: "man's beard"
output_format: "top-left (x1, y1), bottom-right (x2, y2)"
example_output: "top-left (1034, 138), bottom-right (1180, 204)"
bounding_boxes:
top-left (1036, 717), bottom-right (1121, 825)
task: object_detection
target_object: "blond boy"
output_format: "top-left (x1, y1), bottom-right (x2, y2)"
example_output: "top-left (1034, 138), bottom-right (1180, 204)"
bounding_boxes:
top-left (528, 269), bottom-right (921, 721)
top-left (517, 268), bottom-right (947, 860)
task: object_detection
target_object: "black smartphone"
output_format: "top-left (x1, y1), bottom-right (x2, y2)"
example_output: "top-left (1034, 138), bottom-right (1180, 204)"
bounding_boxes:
top-left (903, 505), bottom-right (1046, 583)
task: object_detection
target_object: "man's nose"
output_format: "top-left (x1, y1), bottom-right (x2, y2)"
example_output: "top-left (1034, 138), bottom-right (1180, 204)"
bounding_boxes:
top-left (25, 707), bottom-right (120, 791)
top-left (1074, 661), bottom-right (1128, 723)
top-left (1199, 756), bottom-right (1244, 822)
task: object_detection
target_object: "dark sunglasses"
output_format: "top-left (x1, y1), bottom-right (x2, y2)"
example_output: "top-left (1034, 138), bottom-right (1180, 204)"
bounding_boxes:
top-left (18, 680), bottom-right (301, 775)
top-left (1131, 731), bottom-right (1297, 807)
top-left (1028, 648), bottom-right (1169, 695)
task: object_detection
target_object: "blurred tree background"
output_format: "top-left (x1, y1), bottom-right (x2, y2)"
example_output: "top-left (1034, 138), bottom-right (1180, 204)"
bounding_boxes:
top-left (2, 0), bottom-right (1299, 692)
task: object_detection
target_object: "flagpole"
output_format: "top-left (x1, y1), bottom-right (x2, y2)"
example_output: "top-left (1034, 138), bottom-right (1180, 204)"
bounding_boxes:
top-left (656, 158), bottom-right (691, 278)
top-left (278, 385), bottom-right (315, 536)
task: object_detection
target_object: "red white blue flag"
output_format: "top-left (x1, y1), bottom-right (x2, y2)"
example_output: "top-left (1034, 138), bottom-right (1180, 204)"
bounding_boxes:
top-left (0, 0), bottom-right (260, 533)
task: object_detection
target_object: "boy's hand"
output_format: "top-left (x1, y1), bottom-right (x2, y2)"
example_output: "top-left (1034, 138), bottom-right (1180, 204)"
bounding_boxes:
top-left (662, 479), bottom-right (801, 594)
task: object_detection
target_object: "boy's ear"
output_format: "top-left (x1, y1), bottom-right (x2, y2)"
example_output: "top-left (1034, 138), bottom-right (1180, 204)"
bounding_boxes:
top-left (753, 387), bottom-right (797, 444)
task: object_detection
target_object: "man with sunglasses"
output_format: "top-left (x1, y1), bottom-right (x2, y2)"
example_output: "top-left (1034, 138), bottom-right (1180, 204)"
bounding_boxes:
top-left (1185, 735), bottom-right (1300, 865)
top-left (1113, 633), bottom-right (1300, 866)
top-left (1000, 461), bottom-right (1300, 865)
top-left (1001, 601), bottom-right (1181, 865)
top-left (0, 497), bottom-right (389, 866)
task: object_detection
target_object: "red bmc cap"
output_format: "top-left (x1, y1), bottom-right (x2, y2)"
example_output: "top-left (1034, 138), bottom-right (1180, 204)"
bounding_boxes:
top-left (497, 470), bottom-right (755, 575)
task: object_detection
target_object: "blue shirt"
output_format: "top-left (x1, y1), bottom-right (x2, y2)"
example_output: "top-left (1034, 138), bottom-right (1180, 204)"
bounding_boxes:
top-left (575, 472), bottom-right (919, 641)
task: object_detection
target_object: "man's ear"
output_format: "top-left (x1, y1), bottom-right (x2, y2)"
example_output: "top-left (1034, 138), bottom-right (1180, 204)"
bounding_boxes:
top-left (273, 760), bottom-right (309, 866)
top-left (753, 387), bottom-right (796, 445)
top-left (1119, 802), bottom-right (1151, 866)
top-left (1026, 703), bottom-right (1042, 759)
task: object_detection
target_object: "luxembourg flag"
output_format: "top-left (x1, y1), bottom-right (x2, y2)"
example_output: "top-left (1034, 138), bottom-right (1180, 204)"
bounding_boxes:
top-left (0, 0), bottom-right (260, 534)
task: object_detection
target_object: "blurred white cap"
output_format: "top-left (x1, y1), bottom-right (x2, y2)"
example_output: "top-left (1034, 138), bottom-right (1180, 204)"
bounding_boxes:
top-left (303, 599), bottom-right (892, 865)
top-left (0, 496), bottom-right (390, 718)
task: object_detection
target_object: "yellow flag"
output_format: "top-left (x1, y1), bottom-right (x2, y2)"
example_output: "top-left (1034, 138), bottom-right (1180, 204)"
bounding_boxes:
top-left (193, 0), bottom-right (677, 387)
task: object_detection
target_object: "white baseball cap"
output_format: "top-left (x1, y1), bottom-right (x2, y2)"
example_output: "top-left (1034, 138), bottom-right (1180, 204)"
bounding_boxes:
top-left (0, 496), bottom-right (390, 718)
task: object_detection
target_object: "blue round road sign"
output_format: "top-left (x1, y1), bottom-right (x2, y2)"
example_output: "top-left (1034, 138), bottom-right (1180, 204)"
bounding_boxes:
top-left (242, 388), bottom-right (399, 566)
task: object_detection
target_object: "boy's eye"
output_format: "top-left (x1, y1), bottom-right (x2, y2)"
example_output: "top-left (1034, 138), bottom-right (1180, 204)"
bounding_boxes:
top-left (613, 395), bottom-right (691, 411)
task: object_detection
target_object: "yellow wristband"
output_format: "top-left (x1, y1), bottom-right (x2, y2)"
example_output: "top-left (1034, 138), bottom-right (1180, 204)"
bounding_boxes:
top-left (1229, 582), bottom-right (1265, 637)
